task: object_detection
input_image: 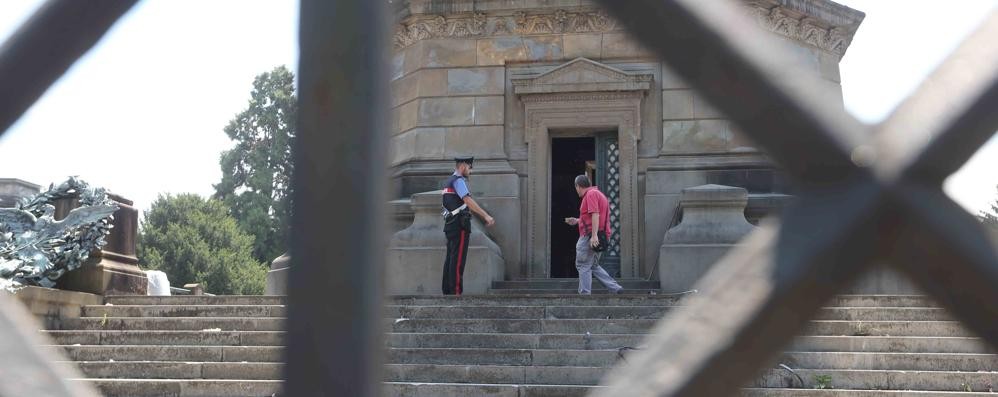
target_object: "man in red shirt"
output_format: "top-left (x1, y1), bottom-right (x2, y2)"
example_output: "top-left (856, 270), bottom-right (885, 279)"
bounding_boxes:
top-left (565, 175), bottom-right (623, 295)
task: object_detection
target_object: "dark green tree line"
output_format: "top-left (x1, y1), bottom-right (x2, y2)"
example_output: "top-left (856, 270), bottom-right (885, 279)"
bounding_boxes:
top-left (138, 194), bottom-right (265, 295)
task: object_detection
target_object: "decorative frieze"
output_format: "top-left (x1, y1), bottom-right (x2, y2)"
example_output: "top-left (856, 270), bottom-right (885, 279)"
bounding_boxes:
top-left (749, 5), bottom-right (854, 56)
top-left (394, 9), bottom-right (615, 49)
top-left (393, 13), bottom-right (489, 49)
top-left (393, 3), bottom-right (858, 57)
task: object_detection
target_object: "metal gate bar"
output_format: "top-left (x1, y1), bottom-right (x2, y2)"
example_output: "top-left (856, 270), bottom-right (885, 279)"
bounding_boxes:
top-left (0, 0), bottom-right (138, 134)
top-left (591, 1), bottom-right (998, 396)
top-left (285, 0), bottom-right (388, 396)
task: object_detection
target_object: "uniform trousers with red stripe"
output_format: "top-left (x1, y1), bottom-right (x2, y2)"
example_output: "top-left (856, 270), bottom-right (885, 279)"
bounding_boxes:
top-left (442, 222), bottom-right (471, 295)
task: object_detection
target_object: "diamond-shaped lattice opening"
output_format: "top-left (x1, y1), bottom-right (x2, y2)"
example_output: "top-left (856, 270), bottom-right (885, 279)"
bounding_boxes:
top-left (604, 138), bottom-right (621, 258)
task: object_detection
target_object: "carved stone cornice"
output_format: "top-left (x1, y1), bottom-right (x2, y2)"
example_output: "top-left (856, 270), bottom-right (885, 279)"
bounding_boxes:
top-left (393, 1), bottom-right (863, 58)
top-left (748, 1), bottom-right (861, 57)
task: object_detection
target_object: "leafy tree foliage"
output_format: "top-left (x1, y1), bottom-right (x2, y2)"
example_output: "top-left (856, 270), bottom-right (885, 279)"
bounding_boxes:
top-left (138, 194), bottom-right (265, 295)
top-left (214, 66), bottom-right (296, 263)
top-left (981, 185), bottom-right (998, 230)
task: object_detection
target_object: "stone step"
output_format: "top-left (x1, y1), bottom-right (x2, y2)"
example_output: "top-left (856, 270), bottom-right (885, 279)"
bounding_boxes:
top-left (103, 295), bottom-right (287, 306)
top-left (383, 382), bottom-right (597, 397)
top-left (386, 305), bottom-right (673, 320)
top-left (488, 288), bottom-right (660, 295)
top-left (72, 379), bottom-right (282, 397)
top-left (386, 333), bottom-right (993, 354)
top-left (388, 347), bottom-right (623, 367)
top-left (62, 317), bottom-right (284, 331)
top-left (386, 348), bottom-right (998, 370)
top-left (385, 363), bottom-right (607, 386)
top-left (384, 305), bottom-right (949, 321)
top-left (754, 369), bottom-right (998, 392)
top-left (388, 318), bottom-right (659, 334)
top-left (789, 336), bottom-right (993, 354)
top-left (826, 295), bottom-right (939, 308)
top-left (388, 318), bottom-right (969, 336)
top-left (43, 330), bottom-right (284, 346)
top-left (389, 295), bottom-right (682, 307)
top-left (813, 308), bottom-right (952, 321)
top-left (81, 305), bottom-right (286, 318)
top-left (387, 333), bottom-right (646, 350)
top-left (491, 279), bottom-right (660, 290)
top-left (67, 361), bottom-right (282, 380)
top-left (386, 364), bottom-right (998, 392)
top-left (71, 306), bottom-right (949, 324)
top-left (100, 294), bottom-right (932, 307)
top-left (803, 321), bottom-right (971, 337)
top-left (780, 352), bottom-right (998, 372)
top-left (386, 294), bottom-right (933, 308)
top-left (742, 389), bottom-right (997, 396)
top-left (53, 345), bottom-right (283, 362)
top-left (385, 383), bottom-right (997, 397)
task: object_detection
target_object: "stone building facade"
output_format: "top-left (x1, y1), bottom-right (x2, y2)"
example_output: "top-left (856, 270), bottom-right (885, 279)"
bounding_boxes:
top-left (387, 0), bottom-right (864, 286)
top-left (0, 178), bottom-right (40, 208)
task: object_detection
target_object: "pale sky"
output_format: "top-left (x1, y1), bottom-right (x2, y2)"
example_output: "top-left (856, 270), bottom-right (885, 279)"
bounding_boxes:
top-left (0, 0), bottom-right (995, 215)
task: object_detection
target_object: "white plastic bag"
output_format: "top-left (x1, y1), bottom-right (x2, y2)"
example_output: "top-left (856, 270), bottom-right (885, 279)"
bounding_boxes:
top-left (145, 270), bottom-right (171, 296)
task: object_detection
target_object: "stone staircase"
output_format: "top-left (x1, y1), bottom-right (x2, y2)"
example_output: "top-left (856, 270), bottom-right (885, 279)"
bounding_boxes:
top-left (387, 288), bottom-right (998, 396)
top-left (37, 289), bottom-right (998, 396)
top-left (45, 295), bottom-right (284, 396)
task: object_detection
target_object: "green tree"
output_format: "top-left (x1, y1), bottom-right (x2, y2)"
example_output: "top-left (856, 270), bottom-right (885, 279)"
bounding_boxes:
top-left (214, 66), bottom-right (296, 263)
top-left (138, 194), bottom-right (266, 295)
top-left (981, 185), bottom-right (998, 230)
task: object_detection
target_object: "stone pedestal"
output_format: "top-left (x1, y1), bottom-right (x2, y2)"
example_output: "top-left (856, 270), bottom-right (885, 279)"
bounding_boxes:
top-left (55, 194), bottom-right (147, 295)
top-left (265, 253), bottom-right (290, 295)
top-left (387, 191), bottom-right (504, 295)
top-left (658, 184), bottom-right (755, 293)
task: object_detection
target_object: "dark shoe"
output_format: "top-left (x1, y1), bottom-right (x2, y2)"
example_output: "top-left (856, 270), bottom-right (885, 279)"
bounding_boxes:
top-left (612, 288), bottom-right (623, 294)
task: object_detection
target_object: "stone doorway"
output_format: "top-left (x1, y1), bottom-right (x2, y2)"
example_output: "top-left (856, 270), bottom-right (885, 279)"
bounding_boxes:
top-left (549, 133), bottom-right (623, 278)
top-left (512, 58), bottom-right (652, 278)
top-left (550, 137), bottom-right (595, 278)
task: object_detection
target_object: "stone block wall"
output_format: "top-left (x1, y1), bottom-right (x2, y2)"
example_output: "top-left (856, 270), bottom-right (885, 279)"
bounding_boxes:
top-left (390, 42), bottom-right (508, 167)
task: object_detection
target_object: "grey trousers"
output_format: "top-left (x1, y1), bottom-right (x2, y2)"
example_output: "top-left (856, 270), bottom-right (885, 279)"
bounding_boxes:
top-left (575, 236), bottom-right (622, 295)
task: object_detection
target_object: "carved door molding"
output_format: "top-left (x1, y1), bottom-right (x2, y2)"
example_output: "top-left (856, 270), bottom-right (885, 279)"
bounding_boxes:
top-left (512, 58), bottom-right (652, 278)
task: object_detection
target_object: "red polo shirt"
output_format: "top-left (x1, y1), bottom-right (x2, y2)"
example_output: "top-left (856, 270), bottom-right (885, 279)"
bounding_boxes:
top-left (578, 187), bottom-right (611, 237)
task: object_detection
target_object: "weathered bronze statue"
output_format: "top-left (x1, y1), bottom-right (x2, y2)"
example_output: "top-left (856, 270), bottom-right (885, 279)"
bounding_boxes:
top-left (0, 177), bottom-right (117, 291)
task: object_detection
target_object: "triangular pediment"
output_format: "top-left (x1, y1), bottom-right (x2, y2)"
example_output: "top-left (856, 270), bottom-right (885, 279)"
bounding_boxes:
top-left (512, 58), bottom-right (653, 95)
top-left (534, 58), bottom-right (632, 85)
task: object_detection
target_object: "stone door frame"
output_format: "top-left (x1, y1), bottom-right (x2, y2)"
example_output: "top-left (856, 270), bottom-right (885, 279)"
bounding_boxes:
top-left (513, 58), bottom-right (651, 278)
top-left (520, 95), bottom-right (643, 278)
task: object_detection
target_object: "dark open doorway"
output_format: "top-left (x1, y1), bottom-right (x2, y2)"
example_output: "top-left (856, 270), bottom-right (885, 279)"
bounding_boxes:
top-left (550, 137), bottom-right (595, 278)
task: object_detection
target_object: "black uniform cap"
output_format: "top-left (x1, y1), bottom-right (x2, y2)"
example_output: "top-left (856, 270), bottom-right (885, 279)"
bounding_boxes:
top-left (455, 156), bottom-right (474, 168)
